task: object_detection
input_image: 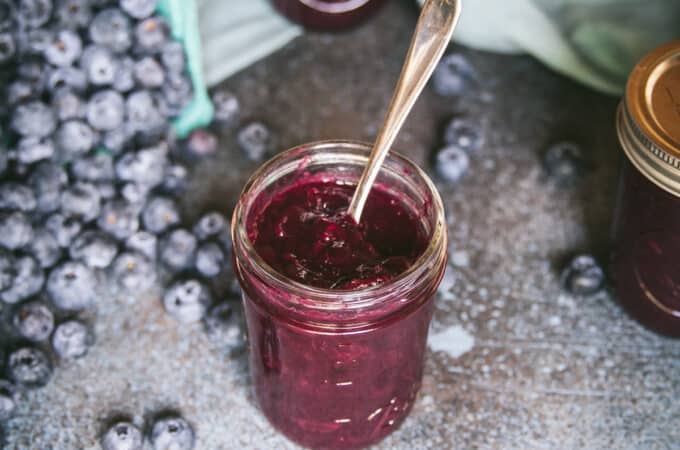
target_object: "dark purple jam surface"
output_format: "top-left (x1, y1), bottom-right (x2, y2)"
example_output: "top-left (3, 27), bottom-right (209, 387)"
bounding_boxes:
top-left (271, 0), bottom-right (385, 31)
top-left (249, 180), bottom-right (427, 289)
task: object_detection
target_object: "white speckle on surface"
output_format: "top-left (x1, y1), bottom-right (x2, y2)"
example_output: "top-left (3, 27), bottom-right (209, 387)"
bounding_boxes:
top-left (548, 316), bottom-right (562, 326)
top-left (428, 325), bottom-right (475, 358)
top-left (451, 250), bottom-right (469, 267)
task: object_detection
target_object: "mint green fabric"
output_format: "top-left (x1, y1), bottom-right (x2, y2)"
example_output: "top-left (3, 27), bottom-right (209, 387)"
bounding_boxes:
top-left (157, 0), bottom-right (214, 138)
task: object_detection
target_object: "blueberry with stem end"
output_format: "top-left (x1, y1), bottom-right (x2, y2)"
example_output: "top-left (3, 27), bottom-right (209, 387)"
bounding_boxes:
top-left (46, 66), bottom-right (87, 92)
top-left (237, 121), bottom-right (273, 161)
top-left (133, 56), bottom-right (164, 88)
top-left (54, 120), bottom-right (96, 162)
top-left (7, 347), bottom-right (52, 388)
top-left (435, 145), bottom-right (470, 183)
top-left (204, 300), bottom-right (245, 356)
top-left (135, 16), bottom-right (169, 53)
top-left (45, 213), bottom-right (82, 248)
top-left (431, 53), bottom-right (477, 97)
top-left (69, 230), bottom-right (118, 269)
top-left (159, 229), bottom-right (197, 272)
top-left (0, 212), bottom-right (33, 251)
top-left (55, 0), bottom-right (92, 29)
top-left (125, 231), bottom-right (157, 260)
top-left (211, 90), bottom-right (239, 128)
top-left (97, 199), bottom-right (140, 240)
top-left (60, 182), bottom-right (102, 222)
top-left (51, 88), bottom-right (84, 121)
top-left (142, 196), bottom-right (180, 234)
top-left (87, 89), bottom-right (125, 131)
top-left (195, 242), bottom-right (225, 278)
top-left (17, 0), bottom-right (53, 29)
top-left (100, 421), bottom-right (143, 450)
top-left (89, 8), bottom-right (131, 53)
top-left (561, 254), bottom-right (605, 296)
top-left (80, 45), bottom-right (117, 86)
top-left (193, 212), bottom-right (229, 242)
top-left (110, 251), bottom-right (156, 292)
top-left (51, 319), bottom-right (92, 359)
top-left (44, 29), bottom-right (82, 67)
top-left (11, 101), bottom-right (56, 138)
top-left (163, 279), bottom-right (211, 323)
top-left (150, 415), bottom-right (195, 450)
top-left (12, 300), bottom-right (54, 342)
top-left (543, 141), bottom-right (589, 188)
top-left (47, 260), bottom-right (97, 311)
top-left (27, 228), bottom-right (62, 268)
top-left (443, 117), bottom-right (484, 153)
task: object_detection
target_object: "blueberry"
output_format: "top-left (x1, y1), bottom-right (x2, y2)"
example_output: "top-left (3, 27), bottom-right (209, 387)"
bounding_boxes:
top-left (51, 88), bottom-right (84, 121)
top-left (193, 212), bottom-right (229, 242)
top-left (55, 120), bottom-right (96, 162)
top-left (115, 143), bottom-right (167, 189)
top-left (101, 421), bottom-right (143, 450)
top-left (71, 152), bottom-right (115, 182)
top-left (0, 250), bottom-right (15, 292)
top-left (159, 72), bottom-right (192, 117)
top-left (133, 56), bottom-right (164, 88)
top-left (125, 231), bottom-right (157, 260)
top-left (51, 319), bottom-right (92, 359)
top-left (160, 41), bottom-right (185, 73)
top-left (46, 66), bottom-right (88, 92)
top-left (90, 8), bottom-right (132, 53)
top-left (435, 145), bottom-right (470, 183)
top-left (110, 251), bottom-right (155, 291)
top-left (203, 300), bottom-right (245, 355)
top-left (161, 163), bottom-right (188, 195)
top-left (30, 162), bottom-right (69, 214)
top-left (11, 101), bottom-right (56, 138)
top-left (97, 182), bottom-right (117, 200)
top-left (1, 255), bottom-right (43, 304)
top-left (17, 28), bottom-right (53, 55)
top-left (125, 90), bottom-right (165, 134)
top-left (150, 415), bottom-right (195, 450)
top-left (61, 183), bottom-right (101, 222)
top-left (112, 56), bottom-right (135, 93)
top-left (15, 136), bottom-right (54, 165)
top-left (561, 254), bottom-right (605, 296)
top-left (0, 32), bottom-right (15, 64)
top-left (195, 242), bottom-right (224, 278)
top-left (543, 141), bottom-right (589, 188)
top-left (431, 53), bottom-right (477, 97)
top-left (0, 212), bottom-right (33, 250)
top-left (0, 380), bottom-right (19, 421)
top-left (443, 117), bottom-right (484, 153)
top-left (70, 230), bottom-right (118, 269)
top-left (135, 16), bottom-right (169, 53)
top-left (0, 183), bottom-right (37, 212)
top-left (87, 89), bottom-right (125, 131)
top-left (27, 228), bottom-right (62, 268)
top-left (7, 347), bottom-right (52, 389)
top-left (119, 183), bottom-right (149, 211)
top-left (120, 0), bottom-right (157, 20)
top-left (163, 279), bottom-right (210, 324)
top-left (17, 57), bottom-right (47, 90)
top-left (159, 229), bottom-right (197, 272)
top-left (0, 0), bottom-right (14, 31)
top-left (237, 122), bottom-right (273, 161)
top-left (7, 80), bottom-right (35, 106)
top-left (211, 90), bottom-right (239, 128)
top-left (45, 213), bottom-right (82, 247)
top-left (184, 129), bottom-right (218, 159)
top-left (97, 199), bottom-right (140, 240)
top-left (44, 29), bottom-right (82, 66)
top-left (101, 125), bottom-right (133, 154)
top-left (80, 45), bottom-right (117, 86)
top-left (142, 196), bottom-right (180, 234)
top-left (17, 0), bottom-right (53, 29)
top-left (55, 0), bottom-right (92, 29)
top-left (47, 261), bottom-right (96, 310)
top-left (13, 300), bottom-right (54, 342)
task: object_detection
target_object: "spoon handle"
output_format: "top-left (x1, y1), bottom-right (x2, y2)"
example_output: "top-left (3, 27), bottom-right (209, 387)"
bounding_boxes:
top-left (348, 0), bottom-right (461, 223)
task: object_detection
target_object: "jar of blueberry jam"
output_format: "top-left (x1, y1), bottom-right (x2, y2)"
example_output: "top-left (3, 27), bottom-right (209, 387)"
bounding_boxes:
top-left (232, 140), bottom-right (447, 449)
top-left (271, 0), bottom-right (386, 31)
top-left (611, 41), bottom-right (680, 337)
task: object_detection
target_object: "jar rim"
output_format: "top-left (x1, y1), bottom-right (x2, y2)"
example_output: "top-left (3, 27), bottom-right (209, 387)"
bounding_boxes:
top-left (231, 139), bottom-right (447, 315)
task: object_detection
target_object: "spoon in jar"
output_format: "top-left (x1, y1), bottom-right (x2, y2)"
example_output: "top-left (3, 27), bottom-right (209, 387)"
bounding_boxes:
top-left (347, 0), bottom-right (462, 223)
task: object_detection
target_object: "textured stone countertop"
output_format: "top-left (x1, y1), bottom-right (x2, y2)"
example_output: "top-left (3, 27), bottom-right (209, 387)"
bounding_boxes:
top-left (4, 1), bottom-right (680, 449)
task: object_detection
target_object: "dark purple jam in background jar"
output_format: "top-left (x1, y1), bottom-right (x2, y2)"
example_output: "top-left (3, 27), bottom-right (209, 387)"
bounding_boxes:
top-left (611, 41), bottom-right (680, 337)
top-left (272, 0), bottom-right (386, 31)
top-left (232, 141), bottom-right (447, 449)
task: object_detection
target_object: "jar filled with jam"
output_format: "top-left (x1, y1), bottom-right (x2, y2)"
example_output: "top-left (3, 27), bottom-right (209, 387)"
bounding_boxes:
top-left (611, 41), bottom-right (680, 337)
top-left (232, 140), bottom-right (447, 449)
top-left (271, 0), bottom-right (386, 30)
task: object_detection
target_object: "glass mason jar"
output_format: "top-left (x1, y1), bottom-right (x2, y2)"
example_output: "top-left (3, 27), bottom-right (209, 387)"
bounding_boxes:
top-left (232, 140), bottom-right (447, 449)
top-left (611, 41), bottom-right (680, 337)
top-left (271, 0), bottom-right (386, 31)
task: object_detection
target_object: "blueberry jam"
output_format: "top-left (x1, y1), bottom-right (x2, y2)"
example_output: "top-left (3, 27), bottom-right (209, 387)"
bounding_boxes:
top-left (249, 180), bottom-right (427, 290)
top-left (234, 143), bottom-right (447, 450)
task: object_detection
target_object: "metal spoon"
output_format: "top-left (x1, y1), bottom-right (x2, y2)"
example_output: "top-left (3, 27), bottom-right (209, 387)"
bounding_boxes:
top-left (347, 0), bottom-right (462, 223)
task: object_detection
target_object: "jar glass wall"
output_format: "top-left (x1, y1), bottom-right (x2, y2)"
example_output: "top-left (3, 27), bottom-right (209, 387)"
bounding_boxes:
top-left (231, 140), bottom-right (447, 449)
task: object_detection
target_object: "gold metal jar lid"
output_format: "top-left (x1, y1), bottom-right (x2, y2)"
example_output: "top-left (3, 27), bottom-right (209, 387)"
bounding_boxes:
top-left (618, 40), bottom-right (680, 197)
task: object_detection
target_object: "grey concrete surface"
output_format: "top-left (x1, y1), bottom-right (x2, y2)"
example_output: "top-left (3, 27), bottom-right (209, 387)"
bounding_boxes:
top-left (3, 1), bottom-right (679, 449)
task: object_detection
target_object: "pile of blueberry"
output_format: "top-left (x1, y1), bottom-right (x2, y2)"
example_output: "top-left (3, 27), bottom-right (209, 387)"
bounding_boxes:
top-left (0, 0), bottom-right (250, 443)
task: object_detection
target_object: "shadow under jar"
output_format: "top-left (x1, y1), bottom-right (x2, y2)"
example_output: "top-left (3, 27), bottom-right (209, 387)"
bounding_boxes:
top-left (611, 41), bottom-right (680, 337)
top-left (232, 141), bottom-right (447, 449)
